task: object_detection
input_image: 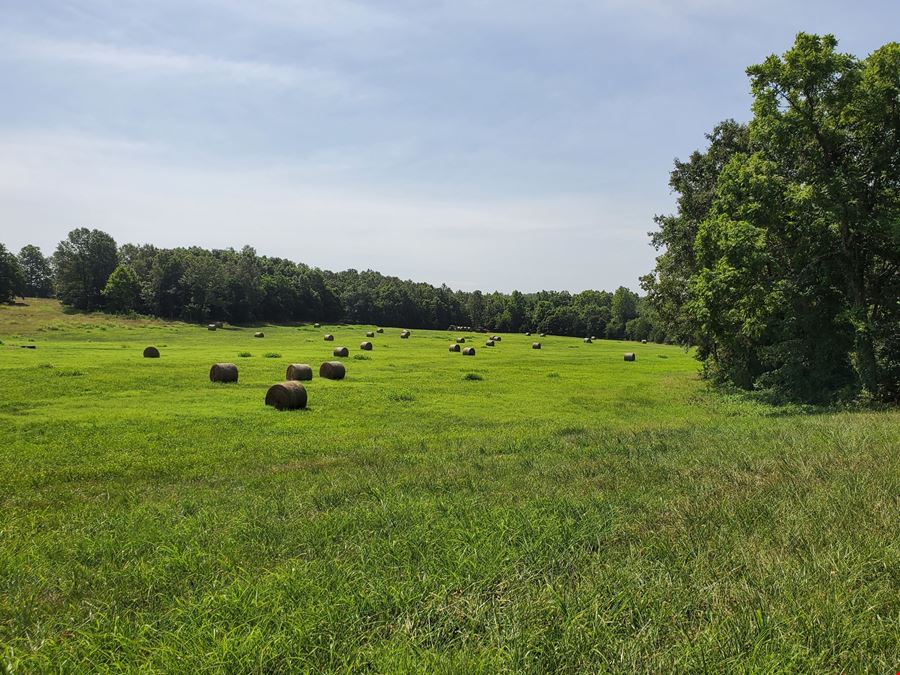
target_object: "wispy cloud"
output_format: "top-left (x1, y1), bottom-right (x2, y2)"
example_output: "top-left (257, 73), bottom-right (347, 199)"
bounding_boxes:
top-left (3, 34), bottom-right (360, 97)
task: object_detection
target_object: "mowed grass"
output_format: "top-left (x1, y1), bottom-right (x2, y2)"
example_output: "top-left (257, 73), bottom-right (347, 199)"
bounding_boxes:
top-left (1, 299), bottom-right (898, 672)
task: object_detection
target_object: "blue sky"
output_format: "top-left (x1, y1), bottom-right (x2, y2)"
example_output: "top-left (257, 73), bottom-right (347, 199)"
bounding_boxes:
top-left (1, 1), bottom-right (897, 292)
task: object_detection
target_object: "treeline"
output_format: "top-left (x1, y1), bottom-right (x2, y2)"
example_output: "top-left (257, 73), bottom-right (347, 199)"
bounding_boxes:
top-left (0, 233), bottom-right (665, 342)
top-left (642, 33), bottom-right (900, 403)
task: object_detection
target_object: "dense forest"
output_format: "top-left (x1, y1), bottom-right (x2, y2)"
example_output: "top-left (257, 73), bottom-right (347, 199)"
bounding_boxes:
top-left (2, 33), bottom-right (897, 404)
top-left (0, 234), bottom-right (663, 343)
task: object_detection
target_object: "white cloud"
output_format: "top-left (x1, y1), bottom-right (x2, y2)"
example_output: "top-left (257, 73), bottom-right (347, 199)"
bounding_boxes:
top-left (2, 34), bottom-right (360, 97)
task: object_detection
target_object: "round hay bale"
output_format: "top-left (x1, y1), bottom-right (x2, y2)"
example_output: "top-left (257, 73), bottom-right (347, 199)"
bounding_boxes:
top-left (591, 335), bottom-right (597, 340)
top-left (584, 337), bottom-right (592, 344)
top-left (254, 332), bottom-right (264, 338)
top-left (485, 339), bottom-right (495, 347)
top-left (641, 339), bottom-right (648, 344)
top-left (319, 361), bottom-right (346, 380)
top-left (360, 341), bottom-right (373, 351)
top-left (376, 328), bottom-right (384, 333)
top-left (286, 363), bottom-right (313, 381)
top-left (449, 343), bottom-right (461, 352)
top-left (540, 333), bottom-right (546, 337)
top-left (324, 334), bottom-right (334, 341)
top-left (494, 336), bottom-right (501, 342)
top-left (265, 381), bottom-right (307, 410)
top-left (333, 346), bottom-right (349, 357)
top-left (624, 353), bottom-right (636, 361)
top-left (525, 331), bottom-right (531, 336)
top-left (462, 347), bottom-right (476, 356)
top-left (314, 322), bottom-right (321, 328)
top-left (400, 331), bottom-right (410, 339)
top-left (143, 346), bottom-right (160, 358)
top-left (214, 321), bottom-right (224, 329)
top-left (532, 342), bottom-right (541, 349)
top-left (366, 331), bottom-right (375, 338)
top-left (210, 363), bottom-right (238, 383)
top-left (208, 324), bottom-right (217, 331)
top-left (456, 337), bottom-right (466, 344)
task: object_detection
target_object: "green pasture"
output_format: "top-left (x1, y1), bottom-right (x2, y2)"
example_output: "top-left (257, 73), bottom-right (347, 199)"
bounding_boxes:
top-left (1, 299), bottom-right (898, 672)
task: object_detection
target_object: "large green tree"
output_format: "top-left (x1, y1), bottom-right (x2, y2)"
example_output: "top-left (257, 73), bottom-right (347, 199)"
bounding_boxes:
top-left (645, 33), bottom-right (900, 402)
top-left (0, 243), bottom-right (26, 302)
top-left (53, 228), bottom-right (119, 311)
top-left (18, 245), bottom-right (54, 298)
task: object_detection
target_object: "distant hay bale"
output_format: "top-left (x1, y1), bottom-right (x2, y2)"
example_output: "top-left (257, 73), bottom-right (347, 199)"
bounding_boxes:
top-left (319, 361), bottom-right (346, 380)
top-left (401, 330), bottom-right (410, 339)
top-left (525, 331), bottom-right (531, 336)
top-left (143, 346), bottom-right (160, 358)
top-left (286, 363), bottom-right (313, 381)
top-left (21, 345), bottom-right (37, 349)
top-left (376, 328), bottom-right (384, 333)
top-left (540, 333), bottom-right (546, 337)
top-left (214, 321), bottom-right (224, 329)
top-left (208, 324), bottom-right (217, 331)
top-left (591, 335), bottom-right (596, 340)
top-left (210, 363), bottom-right (238, 383)
top-left (314, 323), bottom-right (321, 328)
top-left (485, 339), bottom-right (495, 346)
top-left (324, 334), bottom-right (334, 341)
top-left (360, 341), bottom-right (373, 351)
top-left (462, 347), bottom-right (476, 356)
top-left (624, 353), bottom-right (636, 361)
top-left (456, 337), bottom-right (466, 343)
top-left (366, 331), bottom-right (375, 337)
top-left (449, 343), bottom-right (461, 352)
top-left (584, 337), bottom-right (592, 343)
top-left (641, 339), bottom-right (648, 344)
top-left (532, 342), bottom-right (541, 349)
top-left (265, 381), bottom-right (308, 410)
top-left (494, 336), bottom-right (501, 342)
top-left (254, 332), bottom-right (265, 338)
top-left (333, 346), bottom-right (349, 357)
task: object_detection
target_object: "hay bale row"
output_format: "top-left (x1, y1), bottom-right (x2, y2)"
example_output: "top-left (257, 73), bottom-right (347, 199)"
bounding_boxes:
top-left (210, 363), bottom-right (238, 382)
top-left (286, 363), bottom-right (313, 381)
top-left (265, 381), bottom-right (307, 410)
top-left (333, 346), bottom-right (349, 357)
top-left (143, 346), bottom-right (160, 358)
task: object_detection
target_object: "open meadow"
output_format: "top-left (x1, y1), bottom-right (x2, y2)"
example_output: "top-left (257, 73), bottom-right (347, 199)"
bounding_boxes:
top-left (1, 299), bottom-right (898, 672)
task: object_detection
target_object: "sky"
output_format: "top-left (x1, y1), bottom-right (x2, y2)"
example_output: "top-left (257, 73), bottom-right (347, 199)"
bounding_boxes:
top-left (0, 1), bottom-right (897, 293)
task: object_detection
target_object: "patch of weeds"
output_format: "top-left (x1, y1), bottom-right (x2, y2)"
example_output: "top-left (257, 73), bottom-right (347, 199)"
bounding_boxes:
top-left (463, 373), bottom-right (483, 381)
top-left (37, 363), bottom-right (54, 369)
top-left (55, 369), bottom-right (84, 377)
top-left (264, 353), bottom-right (282, 358)
top-left (657, 354), bottom-right (668, 359)
top-left (547, 372), bottom-right (561, 378)
top-left (353, 354), bottom-right (371, 360)
top-left (388, 391), bottom-right (416, 402)
top-left (238, 352), bottom-right (252, 358)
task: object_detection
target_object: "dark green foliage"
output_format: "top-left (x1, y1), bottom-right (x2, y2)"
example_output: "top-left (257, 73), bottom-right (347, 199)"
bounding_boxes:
top-left (644, 34), bottom-right (900, 403)
top-left (53, 228), bottom-right (118, 311)
top-left (101, 265), bottom-right (141, 313)
top-left (0, 243), bottom-right (26, 302)
top-left (17, 245), bottom-right (54, 298)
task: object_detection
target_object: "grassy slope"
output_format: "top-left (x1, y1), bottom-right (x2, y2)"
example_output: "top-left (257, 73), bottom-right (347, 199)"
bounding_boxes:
top-left (0, 299), bottom-right (898, 672)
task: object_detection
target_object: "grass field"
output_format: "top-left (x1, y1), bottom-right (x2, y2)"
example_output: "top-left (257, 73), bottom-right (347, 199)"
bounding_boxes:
top-left (1, 298), bottom-right (898, 672)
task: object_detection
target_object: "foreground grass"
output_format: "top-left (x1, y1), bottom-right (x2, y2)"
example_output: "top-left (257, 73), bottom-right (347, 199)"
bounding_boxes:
top-left (1, 299), bottom-right (898, 672)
